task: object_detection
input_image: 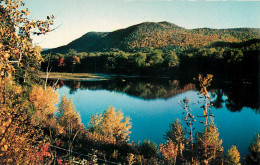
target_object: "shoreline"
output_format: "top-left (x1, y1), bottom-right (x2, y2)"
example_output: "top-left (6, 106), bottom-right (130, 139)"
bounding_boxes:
top-left (39, 72), bottom-right (111, 81)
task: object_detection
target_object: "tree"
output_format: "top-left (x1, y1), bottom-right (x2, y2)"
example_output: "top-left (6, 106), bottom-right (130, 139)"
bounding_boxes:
top-left (165, 119), bottom-right (186, 157)
top-left (178, 97), bottom-right (196, 163)
top-left (29, 85), bottom-right (59, 128)
top-left (194, 122), bottom-right (223, 165)
top-left (138, 140), bottom-right (158, 159)
top-left (0, 0), bottom-right (54, 86)
top-left (0, 106), bottom-right (45, 164)
top-left (56, 95), bottom-right (84, 160)
top-left (225, 145), bottom-right (241, 165)
top-left (131, 52), bottom-right (147, 67)
top-left (195, 74), bottom-right (223, 164)
top-left (160, 140), bottom-right (178, 165)
top-left (0, 1), bottom-right (54, 163)
top-left (245, 133), bottom-right (260, 164)
top-left (88, 106), bottom-right (132, 143)
top-left (163, 51), bottom-right (179, 68)
top-left (223, 48), bottom-right (243, 64)
top-left (147, 50), bottom-right (164, 66)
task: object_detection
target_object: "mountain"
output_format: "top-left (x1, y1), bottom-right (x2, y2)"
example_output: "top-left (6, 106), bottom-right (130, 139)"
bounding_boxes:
top-left (43, 21), bottom-right (260, 54)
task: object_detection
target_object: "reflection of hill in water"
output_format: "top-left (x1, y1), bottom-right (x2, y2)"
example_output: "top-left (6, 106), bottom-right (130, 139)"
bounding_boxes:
top-left (55, 77), bottom-right (259, 113)
top-left (57, 78), bottom-right (196, 100)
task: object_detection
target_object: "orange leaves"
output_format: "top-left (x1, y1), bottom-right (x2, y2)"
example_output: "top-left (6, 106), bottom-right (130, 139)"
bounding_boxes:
top-left (29, 85), bottom-right (58, 126)
top-left (160, 140), bottom-right (178, 163)
top-left (0, 106), bottom-right (43, 164)
top-left (29, 85), bottom-right (58, 113)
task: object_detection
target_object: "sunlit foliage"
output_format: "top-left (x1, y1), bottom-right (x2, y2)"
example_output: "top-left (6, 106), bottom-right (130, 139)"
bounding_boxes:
top-left (160, 140), bottom-right (178, 164)
top-left (165, 119), bottom-right (186, 157)
top-left (194, 122), bottom-right (223, 165)
top-left (57, 95), bottom-right (84, 136)
top-left (56, 95), bottom-right (85, 160)
top-left (0, 106), bottom-right (43, 164)
top-left (0, 0), bottom-right (54, 85)
top-left (29, 85), bottom-right (58, 127)
top-left (43, 22), bottom-right (260, 53)
top-left (0, 0), bottom-right (55, 163)
top-left (89, 106), bottom-right (131, 143)
top-left (225, 145), bottom-right (241, 165)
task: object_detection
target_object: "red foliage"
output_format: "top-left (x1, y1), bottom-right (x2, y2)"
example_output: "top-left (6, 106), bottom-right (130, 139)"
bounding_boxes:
top-left (59, 57), bottom-right (65, 66)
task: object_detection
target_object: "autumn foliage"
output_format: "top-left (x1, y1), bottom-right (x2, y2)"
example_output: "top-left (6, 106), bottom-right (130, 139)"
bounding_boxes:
top-left (0, 0), bottom-right (259, 164)
top-left (89, 106), bottom-right (132, 143)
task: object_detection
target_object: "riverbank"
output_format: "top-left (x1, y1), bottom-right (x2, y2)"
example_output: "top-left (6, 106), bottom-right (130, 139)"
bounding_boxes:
top-left (39, 72), bottom-right (111, 81)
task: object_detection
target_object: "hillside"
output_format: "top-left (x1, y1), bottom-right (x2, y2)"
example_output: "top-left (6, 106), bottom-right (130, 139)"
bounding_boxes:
top-left (43, 21), bottom-right (260, 53)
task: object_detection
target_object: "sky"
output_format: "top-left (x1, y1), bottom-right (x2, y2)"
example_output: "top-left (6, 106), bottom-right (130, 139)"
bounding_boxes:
top-left (22, 0), bottom-right (260, 48)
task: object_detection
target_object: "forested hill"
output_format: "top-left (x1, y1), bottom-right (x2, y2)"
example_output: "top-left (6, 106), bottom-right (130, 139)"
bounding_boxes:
top-left (43, 21), bottom-right (260, 53)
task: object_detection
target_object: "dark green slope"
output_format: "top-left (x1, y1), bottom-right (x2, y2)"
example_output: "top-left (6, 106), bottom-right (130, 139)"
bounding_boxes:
top-left (43, 21), bottom-right (260, 54)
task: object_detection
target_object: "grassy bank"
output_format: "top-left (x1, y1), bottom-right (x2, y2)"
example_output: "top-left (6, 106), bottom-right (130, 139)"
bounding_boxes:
top-left (39, 72), bottom-right (110, 81)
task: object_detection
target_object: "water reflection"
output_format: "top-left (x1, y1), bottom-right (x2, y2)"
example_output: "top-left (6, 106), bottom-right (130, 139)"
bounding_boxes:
top-left (54, 76), bottom-right (260, 161)
top-left (53, 77), bottom-right (259, 112)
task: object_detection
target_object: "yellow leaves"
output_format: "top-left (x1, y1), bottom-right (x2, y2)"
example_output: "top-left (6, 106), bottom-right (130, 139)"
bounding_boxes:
top-left (225, 145), bottom-right (241, 165)
top-left (57, 95), bottom-right (84, 136)
top-left (0, 106), bottom-right (43, 164)
top-left (29, 85), bottom-right (58, 126)
top-left (89, 106), bottom-right (132, 143)
top-left (1, 145), bottom-right (8, 151)
top-left (29, 85), bottom-right (58, 112)
top-left (160, 140), bottom-right (178, 163)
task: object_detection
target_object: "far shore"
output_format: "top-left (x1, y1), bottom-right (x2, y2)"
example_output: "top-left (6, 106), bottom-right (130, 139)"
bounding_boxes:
top-left (39, 72), bottom-right (111, 81)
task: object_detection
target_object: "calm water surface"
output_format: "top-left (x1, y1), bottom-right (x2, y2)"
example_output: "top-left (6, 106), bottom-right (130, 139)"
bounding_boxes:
top-left (55, 77), bottom-right (260, 159)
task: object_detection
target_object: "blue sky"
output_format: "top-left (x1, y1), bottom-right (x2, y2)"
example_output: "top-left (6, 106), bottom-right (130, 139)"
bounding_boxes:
top-left (23, 0), bottom-right (260, 48)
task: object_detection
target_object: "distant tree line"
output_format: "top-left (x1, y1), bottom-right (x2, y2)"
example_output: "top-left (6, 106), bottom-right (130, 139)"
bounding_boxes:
top-left (41, 39), bottom-right (259, 79)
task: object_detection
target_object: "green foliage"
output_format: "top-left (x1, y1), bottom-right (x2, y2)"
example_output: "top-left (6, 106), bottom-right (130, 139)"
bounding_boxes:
top-left (223, 48), bottom-right (244, 63)
top-left (41, 38), bottom-right (259, 81)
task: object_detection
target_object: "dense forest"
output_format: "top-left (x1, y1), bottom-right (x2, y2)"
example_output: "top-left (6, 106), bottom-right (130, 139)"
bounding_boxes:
top-left (1, 0), bottom-right (260, 164)
top-left (42, 38), bottom-right (260, 81)
top-left (43, 21), bottom-right (260, 53)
